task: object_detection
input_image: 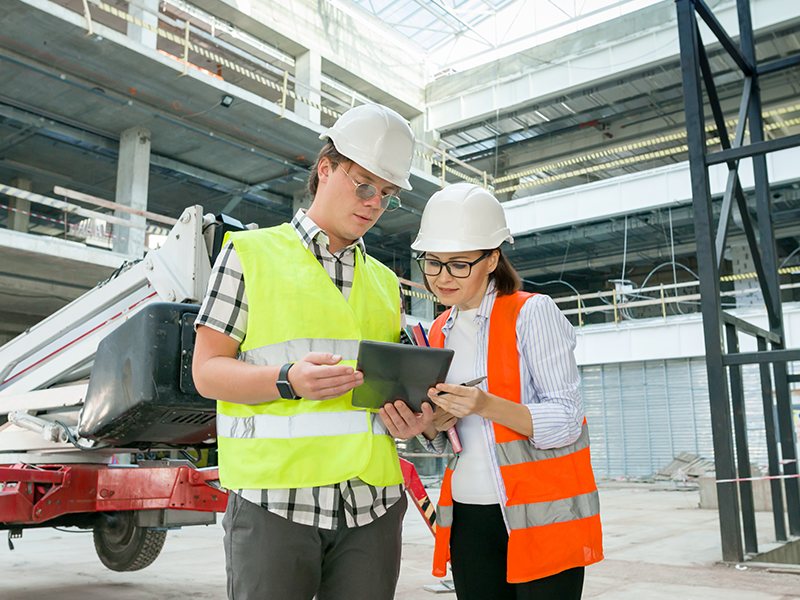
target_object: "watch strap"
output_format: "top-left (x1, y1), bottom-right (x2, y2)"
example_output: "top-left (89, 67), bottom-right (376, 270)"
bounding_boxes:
top-left (277, 362), bottom-right (300, 399)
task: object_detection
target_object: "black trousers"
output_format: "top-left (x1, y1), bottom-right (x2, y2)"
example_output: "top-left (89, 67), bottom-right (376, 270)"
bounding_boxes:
top-left (449, 502), bottom-right (584, 600)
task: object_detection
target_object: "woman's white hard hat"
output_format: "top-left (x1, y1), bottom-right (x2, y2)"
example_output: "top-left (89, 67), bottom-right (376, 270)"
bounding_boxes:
top-left (411, 183), bottom-right (514, 252)
top-left (320, 104), bottom-right (415, 191)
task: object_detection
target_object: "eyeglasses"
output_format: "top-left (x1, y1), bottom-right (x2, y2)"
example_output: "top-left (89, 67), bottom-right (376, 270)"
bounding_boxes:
top-left (416, 251), bottom-right (492, 279)
top-left (339, 165), bottom-right (401, 212)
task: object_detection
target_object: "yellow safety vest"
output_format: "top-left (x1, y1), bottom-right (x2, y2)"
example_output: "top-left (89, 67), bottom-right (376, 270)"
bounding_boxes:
top-left (215, 224), bottom-right (403, 490)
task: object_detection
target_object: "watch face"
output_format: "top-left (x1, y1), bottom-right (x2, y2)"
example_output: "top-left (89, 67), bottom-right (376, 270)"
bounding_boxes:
top-left (277, 381), bottom-right (291, 399)
top-left (277, 380), bottom-right (298, 399)
top-left (277, 363), bottom-right (298, 399)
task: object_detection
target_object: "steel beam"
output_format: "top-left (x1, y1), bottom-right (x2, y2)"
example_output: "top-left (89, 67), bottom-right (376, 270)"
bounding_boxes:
top-left (706, 134), bottom-right (800, 165)
top-left (756, 336), bottom-right (787, 542)
top-left (758, 53), bottom-right (800, 75)
top-left (739, 0), bottom-right (800, 536)
top-left (713, 77), bottom-right (751, 272)
top-left (676, 0), bottom-right (743, 563)
top-left (694, 0), bottom-right (754, 76)
top-left (772, 359), bottom-right (800, 534)
top-left (677, 0), bottom-right (800, 555)
top-left (720, 312), bottom-right (780, 344)
top-left (725, 323), bottom-right (758, 554)
top-left (721, 348), bottom-right (800, 366)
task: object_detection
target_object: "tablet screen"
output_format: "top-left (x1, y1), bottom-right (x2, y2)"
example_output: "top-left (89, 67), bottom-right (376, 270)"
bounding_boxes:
top-left (351, 340), bottom-right (454, 412)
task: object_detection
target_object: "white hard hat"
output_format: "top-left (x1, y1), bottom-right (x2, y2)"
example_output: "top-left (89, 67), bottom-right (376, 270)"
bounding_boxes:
top-left (320, 104), bottom-right (415, 190)
top-left (411, 183), bottom-right (513, 252)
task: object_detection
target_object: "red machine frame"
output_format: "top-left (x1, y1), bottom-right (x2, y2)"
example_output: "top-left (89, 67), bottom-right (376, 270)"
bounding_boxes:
top-left (1, 459), bottom-right (436, 537)
top-left (0, 462), bottom-right (228, 526)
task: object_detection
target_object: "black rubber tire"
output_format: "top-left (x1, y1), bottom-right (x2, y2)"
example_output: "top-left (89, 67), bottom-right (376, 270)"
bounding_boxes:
top-left (93, 511), bottom-right (167, 572)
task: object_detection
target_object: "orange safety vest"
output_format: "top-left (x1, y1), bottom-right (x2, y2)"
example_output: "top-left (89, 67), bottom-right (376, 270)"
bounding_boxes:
top-left (430, 291), bottom-right (603, 583)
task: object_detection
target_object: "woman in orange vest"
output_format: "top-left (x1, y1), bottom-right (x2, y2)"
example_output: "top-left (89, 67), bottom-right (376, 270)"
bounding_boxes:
top-left (398, 183), bottom-right (603, 599)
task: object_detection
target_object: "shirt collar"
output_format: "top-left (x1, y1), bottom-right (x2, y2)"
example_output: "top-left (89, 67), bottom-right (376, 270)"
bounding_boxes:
top-left (290, 209), bottom-right (367, 256)
top-left (441, 280), bottom-right (497, 334)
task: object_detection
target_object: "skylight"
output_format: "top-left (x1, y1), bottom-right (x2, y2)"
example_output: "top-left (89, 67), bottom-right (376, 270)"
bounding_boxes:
top-left (339, 0), bottom-right (666, 76)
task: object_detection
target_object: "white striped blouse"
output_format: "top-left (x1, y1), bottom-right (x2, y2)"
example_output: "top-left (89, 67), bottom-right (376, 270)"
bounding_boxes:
top-left (425, 282), bottom-right (584, 456)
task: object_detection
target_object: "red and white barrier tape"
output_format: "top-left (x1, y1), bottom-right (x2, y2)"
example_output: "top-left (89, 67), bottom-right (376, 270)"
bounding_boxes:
top-left (716, 473), bottom-right (800, 484)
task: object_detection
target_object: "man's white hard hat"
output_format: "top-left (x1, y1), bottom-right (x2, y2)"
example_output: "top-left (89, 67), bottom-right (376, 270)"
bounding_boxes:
top-left (411, 183), bottom-right (514, 252)
top-left (320, 104), bottom-right (415, 191)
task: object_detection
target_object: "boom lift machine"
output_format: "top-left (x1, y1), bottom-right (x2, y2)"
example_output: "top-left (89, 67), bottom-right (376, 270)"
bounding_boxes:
top-left (0, 206), bottom-right (232, 571)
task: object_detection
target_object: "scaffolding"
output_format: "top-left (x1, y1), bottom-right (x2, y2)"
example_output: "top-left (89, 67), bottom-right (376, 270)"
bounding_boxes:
top-left (676, 0), bottom-right (800, 562)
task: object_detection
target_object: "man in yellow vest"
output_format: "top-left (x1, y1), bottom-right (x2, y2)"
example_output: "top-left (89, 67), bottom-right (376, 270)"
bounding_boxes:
top-left (192, 104), bottom-right (431, 600)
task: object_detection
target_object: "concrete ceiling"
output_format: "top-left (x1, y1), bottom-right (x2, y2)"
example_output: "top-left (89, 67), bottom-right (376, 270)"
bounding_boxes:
top-left (0, 0), bottom-right (442, 340)
top-left (437, 19), bottom-right (800, 198)
top-left (0, 0), bottom-right (799, 338)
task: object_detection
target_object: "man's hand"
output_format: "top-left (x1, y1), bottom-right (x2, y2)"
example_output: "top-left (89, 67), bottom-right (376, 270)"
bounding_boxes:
top-left (379, 400), bottom-right (434, 439)
top-left (288, 352), bottom-right (364, 401)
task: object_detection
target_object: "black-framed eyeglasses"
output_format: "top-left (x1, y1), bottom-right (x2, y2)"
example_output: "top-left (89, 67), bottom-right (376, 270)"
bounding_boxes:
top-left (415, 251), bottom-right (492, 279)
top-left (339, 165), bottom-right (401, 212)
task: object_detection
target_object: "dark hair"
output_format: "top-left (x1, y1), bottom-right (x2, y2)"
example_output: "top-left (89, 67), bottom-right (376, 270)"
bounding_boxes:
top-left (490, 249), bottom-right (522, 296)
top-left (418, 248), bottom-right (521, 297)
top-left (307, 140), bottom-right (349, 198)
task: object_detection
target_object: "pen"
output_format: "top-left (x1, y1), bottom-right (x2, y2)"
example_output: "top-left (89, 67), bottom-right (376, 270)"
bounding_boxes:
top-left (436, 376), bottom-right (487, 456)
top-left (436, 376), bottom-right (487, 395)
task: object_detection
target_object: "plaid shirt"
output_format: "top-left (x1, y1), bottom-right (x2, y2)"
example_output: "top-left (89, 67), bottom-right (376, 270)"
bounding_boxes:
top-left (196, 210), bottom-right (404, 529)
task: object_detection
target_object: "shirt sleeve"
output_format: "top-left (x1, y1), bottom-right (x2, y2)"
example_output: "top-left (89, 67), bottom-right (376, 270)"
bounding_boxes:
top-left (195, 241), bottom-right (248, 343)
top-left (518, 294), bottom-right (584, 449)
top-left (417, 431), bottom-right (448, 455)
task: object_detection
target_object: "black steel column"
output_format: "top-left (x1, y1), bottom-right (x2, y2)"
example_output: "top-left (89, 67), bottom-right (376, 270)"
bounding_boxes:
top-left (737, 0), bottom-right (800, 536)
top-left (773, 359), bottom-right (800, 534)
top-left (676, 0), bottom-right (742, 562)
top-left (726, 324), bottom-right (757, 554)
top-left (757, 336), bottom-right (787, 541)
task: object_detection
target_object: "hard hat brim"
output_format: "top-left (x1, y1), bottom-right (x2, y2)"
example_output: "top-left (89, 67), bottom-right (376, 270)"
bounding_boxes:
top-left (320, 132), bottom-right (413, 191)
top-left (411, 232), bottom-right (513, 253)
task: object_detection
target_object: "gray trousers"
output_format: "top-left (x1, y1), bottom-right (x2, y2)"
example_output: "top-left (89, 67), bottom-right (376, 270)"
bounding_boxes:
top-left (222, 491), bottom-right (407, 600)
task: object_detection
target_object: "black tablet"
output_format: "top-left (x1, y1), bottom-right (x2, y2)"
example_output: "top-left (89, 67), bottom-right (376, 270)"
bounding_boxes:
top-left (351, 340), bottom-right (454, 411)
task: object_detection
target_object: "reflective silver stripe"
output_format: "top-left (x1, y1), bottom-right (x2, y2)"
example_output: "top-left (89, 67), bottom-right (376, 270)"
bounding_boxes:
top-left (505, 490), bottom-right (600, 530)
top-left (436, 503), bottom-right (454, 528)
top-left (239, 338), bottom-right (360, 365)
top-left (434, 456), bottom-right (459, 527)
top-left (218, 410), bottom-right (371, 439)
top-left (495, 423), bottom-right (591, 467)
top-left (371, 412), bottom-right (390, 436)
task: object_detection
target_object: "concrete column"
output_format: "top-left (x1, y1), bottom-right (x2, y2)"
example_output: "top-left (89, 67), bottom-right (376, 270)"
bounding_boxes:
top-left (729, 240), bottom-right (763, 308)
top-left (410, 253), bottom-right (434, 322)
top-left (114, 127), bottom-right (151, 258)
top-left (7, 178), bottom-right (31, 233)
top-left (295, 50), bottom-right (322, 125)
top-left (495, 178), bottom-right (518, 203)
top-left (127, 0), bottom-right (159, 50)
top-left (410, 115), bottom-right (434, 177)
top-left (293, 188), bottom-right (312, 214)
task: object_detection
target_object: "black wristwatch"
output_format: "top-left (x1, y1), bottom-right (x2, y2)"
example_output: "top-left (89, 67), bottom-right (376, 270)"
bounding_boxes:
top-left (276, 363), bottom-right (300, 399)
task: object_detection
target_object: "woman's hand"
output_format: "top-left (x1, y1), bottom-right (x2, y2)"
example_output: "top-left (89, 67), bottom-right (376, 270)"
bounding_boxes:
top-left (430, 384), bottom-right (534, 438)
top-left (429, 383), bottom-right (488, 418)
top-left (432, 407), bottom-right (457, 431)
top-left (420, 406), bottom-right (457, 441)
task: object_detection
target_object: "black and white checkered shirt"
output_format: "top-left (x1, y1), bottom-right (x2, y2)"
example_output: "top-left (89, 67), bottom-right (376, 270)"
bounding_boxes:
top-left (196, 209), bottom-right (404, 529)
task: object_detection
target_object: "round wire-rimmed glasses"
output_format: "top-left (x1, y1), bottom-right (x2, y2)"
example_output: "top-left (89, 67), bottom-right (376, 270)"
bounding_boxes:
top-left (339, 164), bottom-right (401, 212)
top-left (415, 251), bottom-right (492, 278)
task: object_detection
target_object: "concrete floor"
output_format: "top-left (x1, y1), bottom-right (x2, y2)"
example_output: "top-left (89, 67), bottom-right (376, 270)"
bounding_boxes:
top-left (2, 483), bottom-right (799, 599)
